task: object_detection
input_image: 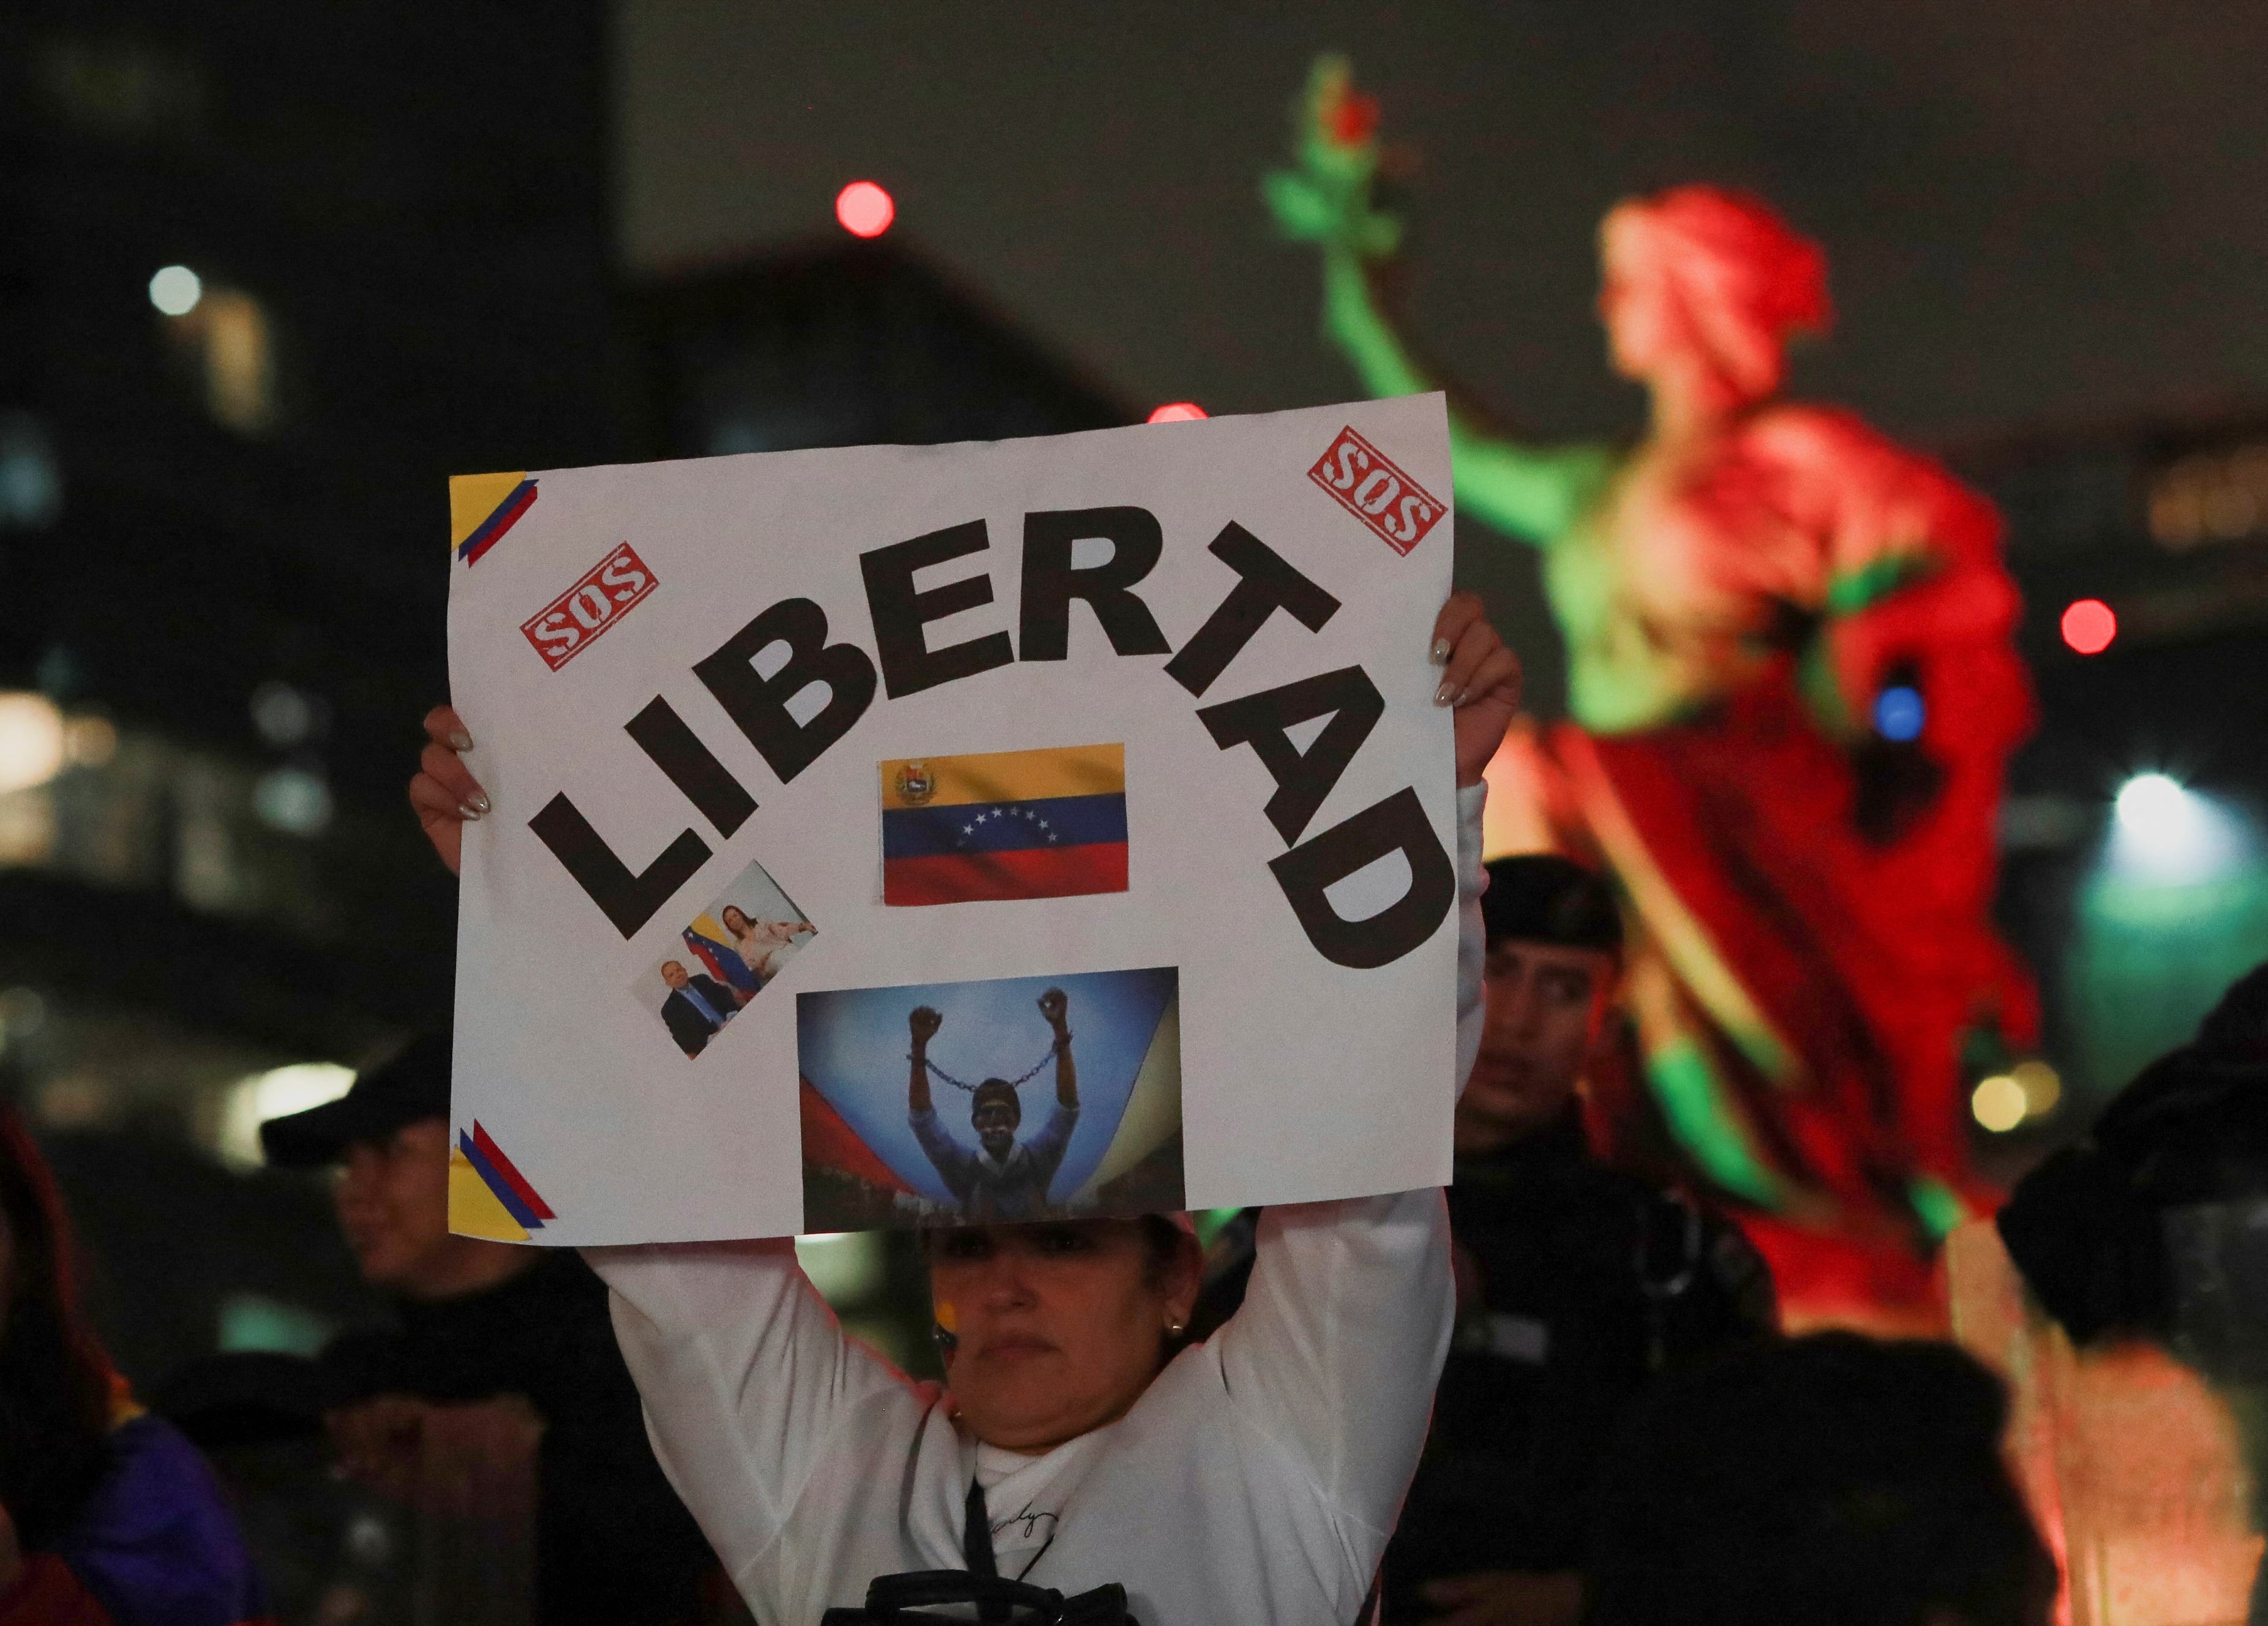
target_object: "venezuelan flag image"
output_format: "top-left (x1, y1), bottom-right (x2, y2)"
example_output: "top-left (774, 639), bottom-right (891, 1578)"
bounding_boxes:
top-left (681, 913), bottom-right (760, 995)
top-left (879, 743), bottom-right (1128, 907)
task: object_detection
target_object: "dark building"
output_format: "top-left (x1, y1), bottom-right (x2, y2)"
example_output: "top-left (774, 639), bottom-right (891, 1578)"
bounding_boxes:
top-left (630, 238), bottom-right (1128, 462)
top-left (1, 1), bottom-right (1134, 1409)
top-left (1950, 414), bottom-right (2268, 1136)
top-left (1, 0), bottom-right (625, 1393)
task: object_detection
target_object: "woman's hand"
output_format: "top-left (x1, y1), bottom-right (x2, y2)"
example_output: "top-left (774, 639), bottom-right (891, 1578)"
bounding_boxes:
top-left (1433, 593), bottom-right (1523, 788)
top-left (410, 705), bottom-right (487, 876)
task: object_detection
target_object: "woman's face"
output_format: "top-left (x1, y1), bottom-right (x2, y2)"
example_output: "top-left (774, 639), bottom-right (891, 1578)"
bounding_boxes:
top-left (930, 1220), bottom-right (1198, 1453)
top-left (722, 907), bottom-right (749, 935)
top-left (1598, 263), bottom-right (1675, 383)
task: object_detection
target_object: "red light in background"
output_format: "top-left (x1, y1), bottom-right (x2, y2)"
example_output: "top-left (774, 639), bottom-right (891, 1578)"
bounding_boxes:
top-left (2060, 598), bottom-right (2117, 655)
top-left (835, 182), bottom-right (895, 238)
top-left (1147, 402), bottom-right (1207, 423)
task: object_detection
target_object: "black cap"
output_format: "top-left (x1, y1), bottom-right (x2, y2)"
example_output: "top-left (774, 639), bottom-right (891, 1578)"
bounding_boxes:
top-left (1481, 855), bottom-right (1623, 953)
top-left (259, 1033), bottom-right (452, 1169)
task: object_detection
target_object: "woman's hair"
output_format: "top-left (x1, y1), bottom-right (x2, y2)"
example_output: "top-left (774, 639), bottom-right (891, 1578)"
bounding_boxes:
top-left (1134, 1215), bottom-right (1191, 1287)
top-left (0, 1108), bottom-right (116, 1545)
top-left (1599, 184), bottom-right (1830, 402)
top-left (721, 905), bottom-right (750, 932)
top-left (917, 1216), bottom-right (1193, 1288)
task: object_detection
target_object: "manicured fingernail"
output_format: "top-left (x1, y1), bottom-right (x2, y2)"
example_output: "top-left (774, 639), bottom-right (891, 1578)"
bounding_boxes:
top-left (1429, 637), bottom-right (1452, 664)
top-left (467, 792), bottom-right (492, 815)
top-left (458, 801), bottom-right (484, 821)
top-left (1433, 680), bottom-right (1456, 706)
top-left (448, 730), bottom-right (474, 751)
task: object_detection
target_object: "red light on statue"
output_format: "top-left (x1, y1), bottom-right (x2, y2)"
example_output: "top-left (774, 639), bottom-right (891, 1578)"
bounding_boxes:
top-left (1147, 402), bottom-right (1207, 423)
top-left (835, 181), bottom-right (895, 239)
top-left (2060, 598), bottom-right (2117, 655)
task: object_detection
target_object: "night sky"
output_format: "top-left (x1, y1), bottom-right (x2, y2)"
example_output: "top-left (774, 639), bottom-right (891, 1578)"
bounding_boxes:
top-left (619, 1), bottom-right (2268, 446)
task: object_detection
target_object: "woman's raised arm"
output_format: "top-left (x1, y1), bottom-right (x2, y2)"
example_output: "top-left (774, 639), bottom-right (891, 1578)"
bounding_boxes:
top-left (1206, 599), bottom-right (1506, 1550)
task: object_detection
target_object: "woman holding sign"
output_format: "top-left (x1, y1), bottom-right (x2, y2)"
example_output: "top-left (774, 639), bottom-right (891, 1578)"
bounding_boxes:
top-left (411, 594), bottom-right (1519, 1626)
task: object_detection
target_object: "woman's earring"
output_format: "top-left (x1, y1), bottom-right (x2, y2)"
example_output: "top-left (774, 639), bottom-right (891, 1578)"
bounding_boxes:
top-left (1165, 1316), bottom-right (1187, 1338)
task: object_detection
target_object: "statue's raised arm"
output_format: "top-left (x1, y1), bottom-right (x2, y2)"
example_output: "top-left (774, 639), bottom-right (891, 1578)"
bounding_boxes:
top-left (1263, 57), bottom-right (1615, 547)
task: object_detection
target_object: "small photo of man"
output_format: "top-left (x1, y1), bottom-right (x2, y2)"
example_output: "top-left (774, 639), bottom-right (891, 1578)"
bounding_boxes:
top-left (631, 857), bottom-right (814, 1058)
top-left (797, 966), bottom-right (1183, 1231)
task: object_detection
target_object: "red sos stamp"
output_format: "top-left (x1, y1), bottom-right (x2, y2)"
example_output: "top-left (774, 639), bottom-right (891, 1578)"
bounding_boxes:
top-left (522, 543), bottom-right (658, 671)
top-left (1307, 426), bottom-right (1446, 555)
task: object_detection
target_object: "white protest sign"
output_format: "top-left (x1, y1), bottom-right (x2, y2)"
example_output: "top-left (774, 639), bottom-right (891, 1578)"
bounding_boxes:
top-left (445, 395), bottom-right (1456, 1243)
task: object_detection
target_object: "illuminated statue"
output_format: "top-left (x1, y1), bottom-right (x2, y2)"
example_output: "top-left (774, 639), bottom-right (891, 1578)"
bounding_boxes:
top-left (1267, 59), bottom-right (2036, 1323)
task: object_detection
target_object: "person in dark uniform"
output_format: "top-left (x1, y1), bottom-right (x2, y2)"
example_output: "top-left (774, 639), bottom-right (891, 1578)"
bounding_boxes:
top-left (261, 1035), bottom-right (724, 1626)
top-left (1375, 855), bottom-right (1775, 1625)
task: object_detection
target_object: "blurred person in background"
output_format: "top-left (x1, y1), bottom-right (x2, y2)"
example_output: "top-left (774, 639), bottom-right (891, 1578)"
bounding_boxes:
top-left (1381, 856), bottom-right (1775, 1626)
top-left (0, 1109), bottom-right (271, 1626)
top-left (260, 1038), bottom-right (721, 1626)
top-left (1996, 961), bottom-right (2268, 1622)
top-left (1187, 854), bottom-right (1775, 1625)
top-left (1586, 1332), bottom-right (2055, 1626)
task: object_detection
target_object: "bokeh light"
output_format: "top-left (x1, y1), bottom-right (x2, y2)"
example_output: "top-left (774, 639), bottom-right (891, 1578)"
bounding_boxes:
top-left (149, 264), bottom-right (203, 316)
top-left (835, 181), bottom-right (895, 238)
top-left (1147, 402), bottom-right (1207, 423)
top-left (2116, 771), bottom-right (2190, 835)
top-left (1872, 684), bottom-right (1925, 741)
top-left (794, 1232), bottom-right (887, 1306)
top-left (2061, 598), bottom-right (2117, 654)
top-left (0, 692), bottom-right (66, 795)
top-left (216, 1062), bottom-right (355, 1167)
top-left (1971, 1073), bottom-right (2027, 1133)
top-left (2107, 771), bottom-right (2250, 886)
top-left (2010, 1058), bottom-right (2062, 1118)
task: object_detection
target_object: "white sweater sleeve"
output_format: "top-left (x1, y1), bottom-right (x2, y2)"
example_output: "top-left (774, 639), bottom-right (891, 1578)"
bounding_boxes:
top-left (584, 1238), bottom-right (915, 1578)
top-left (1212, 780), bottom-right (1487, 1540)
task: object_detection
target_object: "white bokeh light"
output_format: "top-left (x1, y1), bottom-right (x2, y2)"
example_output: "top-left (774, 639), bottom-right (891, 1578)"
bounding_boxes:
top-left (2115, 772), bottom-right (2187, 833)
top-left (216, 1062), bottom-right (356, 1167)
top-left (149, 264), bottom-right (203, 316)
top-left (2108, 773), bottom-right (2247, 884)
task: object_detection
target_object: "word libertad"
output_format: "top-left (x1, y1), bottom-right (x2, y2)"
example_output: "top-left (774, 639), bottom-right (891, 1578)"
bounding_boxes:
top-left (528, 508), bottom-right (1455, 970)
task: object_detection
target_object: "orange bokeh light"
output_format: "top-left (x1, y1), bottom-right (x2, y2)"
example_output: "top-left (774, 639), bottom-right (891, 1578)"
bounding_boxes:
top-left (1147, 402), bottom-right (1207, 424)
